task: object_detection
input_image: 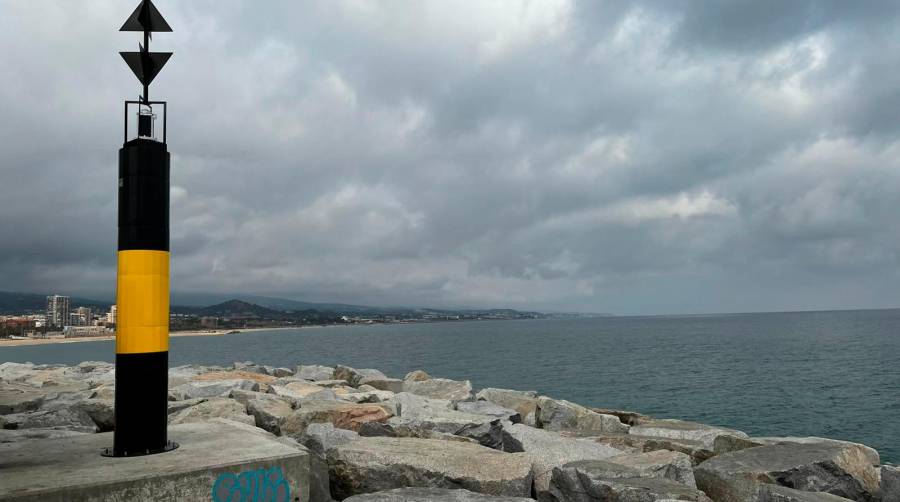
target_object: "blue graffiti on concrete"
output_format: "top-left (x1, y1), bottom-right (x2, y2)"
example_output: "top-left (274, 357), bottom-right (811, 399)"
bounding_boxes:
top-left (212, 466), bottom-right (292, 502)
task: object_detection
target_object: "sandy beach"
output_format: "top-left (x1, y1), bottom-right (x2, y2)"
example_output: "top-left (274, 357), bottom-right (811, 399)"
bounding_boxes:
top-left (0, 326), bottom-right (312, 347)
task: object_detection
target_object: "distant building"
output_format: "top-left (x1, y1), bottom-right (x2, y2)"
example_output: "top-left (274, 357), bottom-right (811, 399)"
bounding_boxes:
top-left (75, 307), bottom-right (92, 326)
top-left (46, 295), bottom-right (70, 328)
top-left (200, 317), bottom-right (218, 329)
top-left (106, 305), bottom-right (117, 325)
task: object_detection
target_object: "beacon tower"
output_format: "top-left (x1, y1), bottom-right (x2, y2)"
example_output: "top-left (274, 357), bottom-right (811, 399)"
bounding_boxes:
top-left (107, 0), bottom-right (175, 457)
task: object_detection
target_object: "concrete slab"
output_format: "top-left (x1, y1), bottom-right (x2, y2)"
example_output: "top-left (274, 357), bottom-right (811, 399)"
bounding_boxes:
top-left (0, 418), bottom-right (310, 502)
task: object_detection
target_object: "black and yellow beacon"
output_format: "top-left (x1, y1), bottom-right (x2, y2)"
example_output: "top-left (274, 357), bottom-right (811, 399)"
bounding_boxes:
top-left (104, 0), bottom-right (176, 457)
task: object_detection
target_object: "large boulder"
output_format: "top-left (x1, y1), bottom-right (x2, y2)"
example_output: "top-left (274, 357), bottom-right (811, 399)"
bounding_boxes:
top-left (388, 392), bottom-right (504, 447)
top-left (244, 395), bottom-right (294, 435)
top-left (880, 465), bottom-right (899, 502)
top-left (404, 370), bottom-right (431, 382)
top-left (502, 423), bottom-right (623, 499)
top-left (456, 401), bottom-right (521, 423)
top-left (231, 361), bottom-right (271, 375)
top-left (269, 381), bottom-right (338, 401)
top-left (476, 388), bottom-right (540, 427)
top-left (299, 422), bottom-right (360, 454)
top-left (537, 397), bottom-right (629, 434)
top-left (344, 487), bottom-right (534, 501)
top-left (0, 362), bottom-right (38, 382)
top-left (357, 420), bottom-right (479, 444)
top-left (336, 387), bottom-right (395, 404)
top-left (326, 436), bottom-right (533, 499)
top-left (167, 397), bottom-right (254, 426)
top-left (568, 431), bottom-right (714, 465)
top-left (630, 419), bottom-right (747, 450)
top-left (760, 485), bottom-right (855, 501)
top-left (70, 398), bottom-right (115, 431)
top-left (296, 365), bottom-right (336, 382)
top-left (297, 422), bottom-right (361, 502)
top-left (334, 365), bottom-right (388, 387)
top-left (388, 392), bottom-right (454, 417)
top-left (591, 408), bottom-right (652, 426)
top-left (403, 378), bottom-right (473, 401)
top-left (359, 377), bottom-right (404, 393)
top-left (169, 379), bottom-right (259, 400)
top-left (280, 400), bottom-right (393, 437)
top-left (549, 461), bottom-right (713, 502)
top-left (192, 369), bottom-right (277, 385)
top-left (694, 440), bottom-right (881, 501)
top-left (2, 407), bottom-right (97, 432)
top-left (0, 383), bottom-right (47, 414)
top-left (606, 450), bottom-right (697, 488)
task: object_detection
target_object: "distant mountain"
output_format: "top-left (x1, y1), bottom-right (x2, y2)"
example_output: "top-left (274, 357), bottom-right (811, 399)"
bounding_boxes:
top-left (0, 291), bottom-right (112, 314)
top-left (198, 299), bottom-right (283, 318)
top-left (0, 291), bottom-right (551, 319)
top-left (171, 293), bottom-right (406, 314)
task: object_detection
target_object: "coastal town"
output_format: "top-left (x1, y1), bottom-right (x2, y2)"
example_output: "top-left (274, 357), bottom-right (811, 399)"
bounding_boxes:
top-left (0, 293), bottom-right (551, 341)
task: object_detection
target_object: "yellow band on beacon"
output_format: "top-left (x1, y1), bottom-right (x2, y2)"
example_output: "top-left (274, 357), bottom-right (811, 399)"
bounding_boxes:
top-left (116, 249), bottom-right (169, 354)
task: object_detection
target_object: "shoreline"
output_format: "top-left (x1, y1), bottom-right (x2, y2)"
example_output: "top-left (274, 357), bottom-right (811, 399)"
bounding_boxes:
top-left (0, 326), bottom-right (317, 347)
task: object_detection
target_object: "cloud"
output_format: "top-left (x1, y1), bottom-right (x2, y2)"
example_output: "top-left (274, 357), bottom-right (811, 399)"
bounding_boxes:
top-left (1, 0), bottom-right (899, 314)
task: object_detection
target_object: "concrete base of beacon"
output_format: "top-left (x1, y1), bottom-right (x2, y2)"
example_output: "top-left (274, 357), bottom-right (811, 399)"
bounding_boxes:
top-left (0, 419), bottom-right (310, 502)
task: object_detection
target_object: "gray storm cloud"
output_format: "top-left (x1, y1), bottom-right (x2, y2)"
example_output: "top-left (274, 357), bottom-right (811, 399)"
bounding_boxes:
top-left (1, 0), bottom-right (899, 315)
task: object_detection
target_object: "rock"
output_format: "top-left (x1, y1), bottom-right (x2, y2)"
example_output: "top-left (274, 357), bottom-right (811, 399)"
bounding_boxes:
top-left (242, 393), bottom-right (295, 435)
top-left (760, 485), bottom-right (855, 501)
top-left (694, 441), bottom-right (881, 501)
top-left (591, 408), bottom-right (653, 426)
top-left (0, 426), bottom-right (92, 443)
top-left (881, 465), bottom-right (900, 502)
top-left (607, 450), bottom-right (697, 488)
top-left (271, 367), bottom-right (294, 378)
top-left (315, 379), bottom-right (355, 388)
top-left (338, 389), bottom-right (396, 404)
top-left (389, 392), bottom-right (454, 418)
top-left (232, 361), bottom-right (270, 374)
top-left (0, 362), bottom-right (37, 382)
top-left (334, 365), bottom-right (389, 387)
top-left (0, 383), bottom-right (46, 414)
top-left (358, 377), bottom-right (404, 393)
top-left (269, 381), bottom-right (338, 401)
top-left (169, 379), bottom-right (260, 400)
top-left (456, 401), bottom-right (521, 422)
top-left (403, 378), bottom-right (473, 401)
top-left (167, 364), bottom-right (224, 386)
top-left (192, 369), bottom-right (277, 385)
top-left (404, 370), bottom-right (431, 382)
top-left (299, 422), bottom-right (360, 454)
top-left (280, 400), bottom-right (393, 437)
top-left (549, 462), bottom-right (714, 502)
top-left (385, 392), bottom-right (503, 447)
top-left (476, 388), bottom-right (540, 427)
top-left (344, 487), bottom-right (534, 501)
top-left (357, 420), bottom-right (479, 444)
top-left (167, 397), bottom-right (254, 426)
top-left (501, 423), bottom-right (623, 499)
top-left (568, 432), bottom-right (714, 466)
top-left (296, 364), bottom-right (336, 381)
top-left (537, 397), bottom-right (629, 434)
top-left (167, 397), bottom-right (208, 416)
top-left (89, 384), bottom-right (116, 400)
top-left (3, 407), bottom-right (97, 432)
top-left (71, 398), bottom-right (115, 431)
top-left (630, 419), bottom-right (747, 450)
top-left (327, 436), bottom-right (533, 499)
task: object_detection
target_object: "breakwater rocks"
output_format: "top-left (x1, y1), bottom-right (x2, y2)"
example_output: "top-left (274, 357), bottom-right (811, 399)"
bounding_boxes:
top-left (0, 360), bottom-right (895, 502)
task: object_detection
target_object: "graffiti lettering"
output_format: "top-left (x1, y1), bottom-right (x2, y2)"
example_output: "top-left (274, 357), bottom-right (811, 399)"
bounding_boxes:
top-left (212, 466), bottom-right (292, 502)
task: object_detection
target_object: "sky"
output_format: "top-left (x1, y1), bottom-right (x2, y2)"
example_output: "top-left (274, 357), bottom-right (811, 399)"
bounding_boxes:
top-left (1, 1), bottom-right (899, 315)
